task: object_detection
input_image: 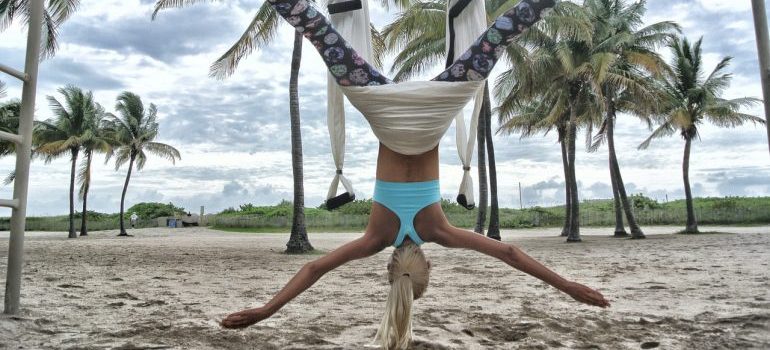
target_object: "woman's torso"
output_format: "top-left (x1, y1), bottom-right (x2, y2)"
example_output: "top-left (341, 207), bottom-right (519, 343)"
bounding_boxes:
top-left (375, 144), bottom-right (439, 182)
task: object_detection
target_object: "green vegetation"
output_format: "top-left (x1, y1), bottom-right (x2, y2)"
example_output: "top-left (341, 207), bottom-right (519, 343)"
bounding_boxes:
top-left (3, 197), bottom-right (768, 233)
top-left (125, 202), bottom-right (187, 220)
top-left (210, 196), bottom-right (770, 232)
top-left (0, 202), bottom-right (185, 231)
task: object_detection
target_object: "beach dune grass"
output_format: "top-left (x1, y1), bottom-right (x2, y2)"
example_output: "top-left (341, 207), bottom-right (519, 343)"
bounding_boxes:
top-left (3, 196), bottom-right (769, 232)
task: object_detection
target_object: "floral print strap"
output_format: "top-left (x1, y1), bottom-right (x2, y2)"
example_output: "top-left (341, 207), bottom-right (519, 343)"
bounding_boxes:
top-left (268, 0), bottom-right (392, 87)
top-left (433, 0), bottom-right (556, 82)
top-left (268, 0), bottom-right (556, 85)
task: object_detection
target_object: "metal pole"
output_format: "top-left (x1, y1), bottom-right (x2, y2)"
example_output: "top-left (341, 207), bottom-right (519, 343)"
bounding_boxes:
top-left (518, 182), bottom-right (523, 209)
top-left (4, 0), bottom-right (44, 315)
top-left (752, 0), bottom-right (770, 155)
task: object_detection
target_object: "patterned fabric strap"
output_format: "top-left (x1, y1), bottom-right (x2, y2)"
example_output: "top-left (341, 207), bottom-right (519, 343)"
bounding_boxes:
top-left (268, 0), bottom-right (556, 85)
top-left (434, 0), bottom-right (556, 82)
top-left (268, 0), bottom-right (391, 87)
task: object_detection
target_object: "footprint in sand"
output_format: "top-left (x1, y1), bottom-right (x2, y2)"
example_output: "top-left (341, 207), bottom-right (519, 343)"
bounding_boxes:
top-left (135, 300), bottom-right (167, 307)
top-left (641, 341), bottom-right (660, 348)
top-left (106, 292), bottom-right (139, 300)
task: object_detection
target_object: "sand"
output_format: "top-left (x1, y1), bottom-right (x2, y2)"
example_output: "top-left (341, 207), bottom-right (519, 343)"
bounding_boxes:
top-left (0, 225), bottom-right (768, 349)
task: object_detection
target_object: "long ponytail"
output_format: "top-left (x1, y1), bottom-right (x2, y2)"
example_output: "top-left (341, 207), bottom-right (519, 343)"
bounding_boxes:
top-left (373, 242), bottom-right (430, 349)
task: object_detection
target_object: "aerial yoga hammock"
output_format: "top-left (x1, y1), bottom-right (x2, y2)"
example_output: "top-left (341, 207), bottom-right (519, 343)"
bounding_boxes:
top-left (319, 0), bottom-right (552, 211)
top-left (222, 1), bottom-right (610, 348)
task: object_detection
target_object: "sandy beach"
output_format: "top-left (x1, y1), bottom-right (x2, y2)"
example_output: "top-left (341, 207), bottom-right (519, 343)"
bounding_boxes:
top-left (1, 226), bottom-right (768, 349)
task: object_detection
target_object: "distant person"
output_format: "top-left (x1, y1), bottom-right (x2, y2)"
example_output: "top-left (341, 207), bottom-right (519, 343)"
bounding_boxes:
top-left (130, 213), bottom-right (138, 229)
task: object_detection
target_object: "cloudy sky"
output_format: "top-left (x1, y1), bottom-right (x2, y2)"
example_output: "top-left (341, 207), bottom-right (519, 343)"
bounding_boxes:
top-left (1, 0), bottom-right (768, 216)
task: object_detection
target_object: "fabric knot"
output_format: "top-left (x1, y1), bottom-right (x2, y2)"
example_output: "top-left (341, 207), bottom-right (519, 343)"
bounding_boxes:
top-left (336, 169), bottom-right (343, 175)
top-left (463, 166), bottom-right (471, 171)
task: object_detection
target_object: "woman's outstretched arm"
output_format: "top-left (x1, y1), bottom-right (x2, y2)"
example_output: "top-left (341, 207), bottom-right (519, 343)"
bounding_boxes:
top-left (433, 224), bottom-right (610, 308)
top-left (221, 234), bottom-right (388, 328)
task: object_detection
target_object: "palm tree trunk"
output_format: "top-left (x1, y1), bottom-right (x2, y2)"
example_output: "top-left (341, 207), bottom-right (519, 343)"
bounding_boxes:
top-left (607, 114), bottom-right (627, 237)
top-left (559, 127), bottom-right (570, 237)
top-left (118, 154), bottom-right (135, 237)
top-left (285, 31), bottom-right (313, 254)
top-left (683, 137), bottom-right (698, 233)
top-left (474, 91), bottom-right (488, 235)
top-left (609, 163), bottom-right (626, 236)
top-left (68, 148), bottom-right (79, 239)
top-left (612, 155), bottom-right (645, 238)
top-left (80, 151), bottom-right (92, 236)
top-left (483, 85), bottom-right (500, 240)
top-left (607, 107), bottom-right (644, 238)
top-left (566, 105), bottom-right (580, 242)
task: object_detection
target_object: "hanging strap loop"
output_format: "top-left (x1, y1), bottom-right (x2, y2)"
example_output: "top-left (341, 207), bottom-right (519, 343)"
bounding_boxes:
top-left (325, 0), bottom-right (373, 210)
top-left (447, 0), bottom-right (487, 210)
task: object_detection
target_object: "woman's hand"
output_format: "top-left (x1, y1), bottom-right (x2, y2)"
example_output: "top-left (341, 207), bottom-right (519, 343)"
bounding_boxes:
top-left (563, 281), bottom-right (610, 308)
top-left (220, 307), bottom-right (269, 329)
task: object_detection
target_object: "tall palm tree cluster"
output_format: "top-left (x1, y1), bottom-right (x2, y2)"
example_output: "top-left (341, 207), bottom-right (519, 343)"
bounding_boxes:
top-left (379, 0), bottom-right (763, 241)
top-left (2, 1), bottom-right (181, 238)
top-left (150, 0), bottom-right (763, 248)
top-left (1, 85), bottom-right (180, 238)
top-left (3, 0), bottom-right (763, 248)
top-left (502, 0), bottom-right (762, 239)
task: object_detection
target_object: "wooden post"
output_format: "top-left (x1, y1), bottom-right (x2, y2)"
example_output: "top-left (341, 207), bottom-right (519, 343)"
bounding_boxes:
top-left (751, 0), bottom-right (770, 155)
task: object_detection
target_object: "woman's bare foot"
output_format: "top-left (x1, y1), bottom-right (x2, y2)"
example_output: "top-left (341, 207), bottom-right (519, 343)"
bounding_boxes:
top-left (220, 307), bottom-right (268, 329)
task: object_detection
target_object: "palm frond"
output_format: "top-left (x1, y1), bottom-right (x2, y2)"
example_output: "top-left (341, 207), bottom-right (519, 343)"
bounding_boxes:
top-left (143, 141), bottom-right (181, 164)
top-left (209, 2), bottom-right (280, 79)
top-left (2, 170), bottom-right (15, 186)
top-left (152, 0), bottom-right (222, 19)
top-left (638, 121), bottom-right (675, 149)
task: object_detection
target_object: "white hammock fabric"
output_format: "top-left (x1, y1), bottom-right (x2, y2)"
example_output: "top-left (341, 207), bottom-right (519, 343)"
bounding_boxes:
top-left (325, 0), bottom-right (488, 208)
top-left (446, 0), bottom-right (488, 209)
top-left (326, 0), bottom-right (376, 204)
top-left (340, 81), bottom-right (484, 155)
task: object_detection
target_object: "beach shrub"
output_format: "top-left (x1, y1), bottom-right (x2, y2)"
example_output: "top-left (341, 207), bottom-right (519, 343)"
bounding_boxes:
top-left (630, 194), bottom-right (661, 210)
top-left (127, 202), bottom-right (186, 219)
top-left (317, 199), bottom-right (373, 215)
top-left (72, 210), bottom-right (111, 220)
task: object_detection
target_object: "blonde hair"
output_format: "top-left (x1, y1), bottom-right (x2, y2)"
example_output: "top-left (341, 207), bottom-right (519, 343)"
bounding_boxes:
top-left (373, 241), bottom-right (430, 350)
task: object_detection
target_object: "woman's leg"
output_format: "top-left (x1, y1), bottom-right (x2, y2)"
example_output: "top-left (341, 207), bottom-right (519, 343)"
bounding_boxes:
top-left (220, 232), bottom-right (389, 328)
top-left (267, 0), bottom-right (391, 86)
top-left (432, 0), bottom-right (556, 82)
top-left (221, 204), bottom-right (400, 329)
top-left (415, 205), bottom-right (609, 308)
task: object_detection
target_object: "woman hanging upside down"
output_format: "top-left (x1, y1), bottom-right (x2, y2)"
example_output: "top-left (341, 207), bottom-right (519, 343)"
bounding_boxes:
top-left (221, 0), bottom-right (609, 348)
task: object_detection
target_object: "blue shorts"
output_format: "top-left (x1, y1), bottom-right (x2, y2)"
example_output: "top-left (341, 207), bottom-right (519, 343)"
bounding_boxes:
top-left (373, 180), bottom-right (442, 247)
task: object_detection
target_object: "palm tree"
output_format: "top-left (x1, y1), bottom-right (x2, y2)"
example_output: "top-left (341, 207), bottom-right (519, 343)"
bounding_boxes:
top-left (34, 85), bottom-right (94, 238)
top-left (1, 82), bottom-right (25, 186)
top-left (108, 91), bottom-right (181, 236)
top-left (0, 0), bottom-right (81, 58)
top-left (284, 30), bottom-right (313, 253)
top-left (583, 0), bottom-right (679, 239)
top-left (77, 103), bottom-right (112, 236)
top-left (496, 2), bottom-right (593, 242)
top-left (1, 81), bottom-right (22, 158)
top-left (475, 84), bottom-right (488, 235)
top-left (484, 89), bottom-right (501, 239)
top-left (639, 37), bottom-right (763, 233)
top-left (153, 0), bottom-right (333, 253)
